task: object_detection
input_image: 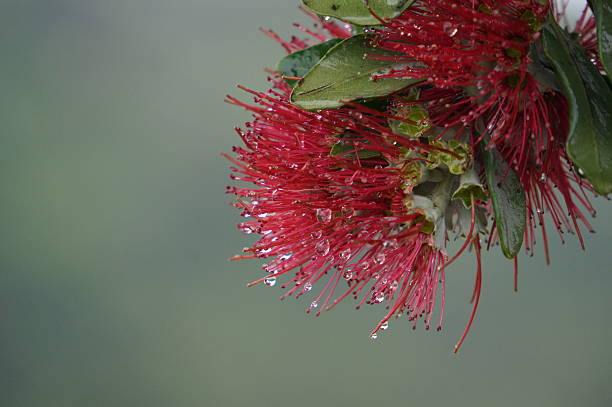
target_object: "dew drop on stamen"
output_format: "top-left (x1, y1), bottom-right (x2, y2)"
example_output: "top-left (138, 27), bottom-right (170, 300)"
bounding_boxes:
top-left (374, 253), bottom-right (386, 265)
top-left (316, 208), bottom-right (332, 223)
top-left (264, 277), bottom-right (277, 287)
top-left (383, 239), bottom-right (399, 249)
top-left (340, 249), bottom-right (351, 261)
top-left (311, 230), bottom-right (323, 239)
top-left (442, 22), bottom-right (458, 37)
top-left (310, 301), bottom-right (318, 309)
top-left (380, 321), bottom-right (389, 331)
top-left (341, 206), bottom-right (354, 217)
top-left (257, 248), bottom-right (272, 256)
top-left (375, 292), bottom-right (385, 303)
top-left (315, 239), bottom-right (331, 256)
top-left (370, 333), bottom-right (378, 340)
top-left (304, 283), bottom-right (313, 292)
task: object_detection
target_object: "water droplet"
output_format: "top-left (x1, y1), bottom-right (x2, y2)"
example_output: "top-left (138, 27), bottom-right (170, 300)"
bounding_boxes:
top-left (239, 223), bottom-right (254, 234)
top-left (316, 208), bottom-right (333, 223)
top-left (257, 248), bottom-right (273, 256)
top-left (383, 239), bottom-right (399, 249)
top-left (279, 253), bottom-right (292, 261)
top-left (343, 271), bottom-right (353, 280)
top-left (539, 173), bottom-right (547, 183)
top-left (341, 206), bottom-right (354, 217)
top-left (374, 253), bottom-right (386, 265)
top-left (310, 301), bottom-right (318, 309)
top-left (264, 277), bottom-right (277, 287)
top-left (315, 239), bottom-right (330, 256)
top-left (304, 283), bottom-right (313, 292)
top-left (340, 249), bottom-right (352, 261)
top-left (442, 22), bottom-right (458, 37)
top-left (577, 168), bottom-right (585, 176)
top-left (375, 292), bottom-right (385, 303)
top-left (323, 16), bottom-right (331, 21)
top-left (311, 230), bottom-right (323, 239)
top-left (380, 321), bottom-right (389, 330)
top-left (370, 333), bottom-right (378, 340)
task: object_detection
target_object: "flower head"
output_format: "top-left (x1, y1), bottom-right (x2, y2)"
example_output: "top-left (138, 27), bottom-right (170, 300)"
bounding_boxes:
top-left (225, 77), bottom-right (487, 347)
top-left (371, 0), bottom-right (596, 259)
top-left (370, 1), bottom-right (554, 173)
top-left (224, 0), bottom-right (609, 352)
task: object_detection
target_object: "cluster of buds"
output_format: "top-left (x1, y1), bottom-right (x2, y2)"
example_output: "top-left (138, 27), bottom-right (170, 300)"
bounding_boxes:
top-left (225, 0), bottom-right (611, 352)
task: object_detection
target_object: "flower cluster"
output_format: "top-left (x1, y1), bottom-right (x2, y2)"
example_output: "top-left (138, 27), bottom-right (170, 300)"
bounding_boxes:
top-left (370, 0), bottom-right (597, 259)
top-left (225, 1), bottom-right (610, 352)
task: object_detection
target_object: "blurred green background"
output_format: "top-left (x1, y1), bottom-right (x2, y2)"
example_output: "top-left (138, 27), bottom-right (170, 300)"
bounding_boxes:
top-left (0, 1), bottom-right (610, 406)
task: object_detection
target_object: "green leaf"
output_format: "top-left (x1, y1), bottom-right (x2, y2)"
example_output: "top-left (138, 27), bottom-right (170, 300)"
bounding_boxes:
top-left (482, 145), bottom-right (526, 259)
top-left (301, 0), bottom-right (414, 26)
top-left (542, 20), bottom-right (612, 195)
top-left (276, 38), bottom-right (343, 87)
top-left (291, 35), bottom-right (421, 110)
top-left (589, 0), bottom-right (612, 77)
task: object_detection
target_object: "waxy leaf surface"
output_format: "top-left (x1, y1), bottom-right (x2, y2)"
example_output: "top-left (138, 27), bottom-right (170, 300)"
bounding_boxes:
top-left (589, 0), bottom-right (612, 77)
top-left (301, 0), bottom-right (413, 25)
top-left (542, 20), bottom-right (612, 195)
top-left (291, 35), bottom-right (420, 110)
top-left (276, 38), bottom-right (343, 87)
top-left (482, 146), bottom-right (526, 259)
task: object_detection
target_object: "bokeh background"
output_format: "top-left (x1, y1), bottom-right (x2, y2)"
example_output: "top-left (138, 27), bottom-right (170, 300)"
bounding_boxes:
top-left (1, 1), bottom-right (610, 406)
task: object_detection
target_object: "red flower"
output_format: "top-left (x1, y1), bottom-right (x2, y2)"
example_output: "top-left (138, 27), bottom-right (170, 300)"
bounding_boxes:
top-left (225, 79), bottom-right (483, 350)
top-left (371, 0), bottom-right (596, 260)
top-left (371, 0), bottom-right (550, 169)
top-left (224, 1), bottom-right (602, 352)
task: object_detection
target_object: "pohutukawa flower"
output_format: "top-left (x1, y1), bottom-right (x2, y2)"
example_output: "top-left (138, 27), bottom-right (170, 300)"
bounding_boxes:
top-left (370, 0), bottom-right (598, 259)
top-left (226, 76), bottom-right (490, 351)
top-left (370, 0), bottom-right (551, 157)
top-left (225, 0), bottom-right (612, 352)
